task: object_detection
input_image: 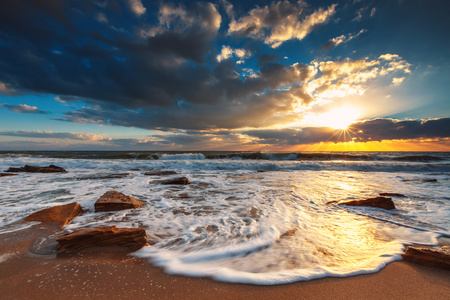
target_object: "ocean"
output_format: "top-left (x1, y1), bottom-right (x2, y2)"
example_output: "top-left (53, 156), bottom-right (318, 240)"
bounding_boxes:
top-left (0, 151), bottom-right (449, 284)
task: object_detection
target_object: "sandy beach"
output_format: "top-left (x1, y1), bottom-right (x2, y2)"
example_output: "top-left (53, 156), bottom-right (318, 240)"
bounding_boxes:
top-left (0, 225), bottom-right (449, 300)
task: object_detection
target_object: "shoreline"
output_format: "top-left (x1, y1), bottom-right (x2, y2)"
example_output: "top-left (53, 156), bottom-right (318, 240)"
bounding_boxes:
top-left (1, 225), bottom-right (449, 299)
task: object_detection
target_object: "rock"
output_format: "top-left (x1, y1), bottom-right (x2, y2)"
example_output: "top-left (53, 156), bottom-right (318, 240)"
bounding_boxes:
top-left (94, 191), bottom-right (145, 212)
top-left (25, 202), bottom-right (84, 227)
top-left (144, 170), bottom-right (178, 176)
top-left (160, 177), bottom-right (190, 185)
top-left (403, 178), bottom-right (437, 183)
top-left (328, 196), bottom-right (396, 210)
top-left (379, 192), bottom-right (406, 197)
top-left (0, 173), bottom-right (17, 177)
top-left (76, 173), bottom-right (130, 180)
top-left (5, 164), bottom-right (66, 173)
top-left (281, 228), bottom-right (298, 238)
top-left (402, 245), bottom-right (450, 270)
top-left (56, 226), bottom-right (148, 253)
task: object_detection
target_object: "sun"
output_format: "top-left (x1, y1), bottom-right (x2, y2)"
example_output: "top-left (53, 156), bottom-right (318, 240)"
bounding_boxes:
top-left (314, 106), bottom-right (361, 130)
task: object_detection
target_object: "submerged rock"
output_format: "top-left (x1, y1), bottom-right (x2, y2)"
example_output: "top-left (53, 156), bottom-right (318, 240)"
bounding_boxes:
top-left (160, 177), bottom-right (191, 185)
top-left (56, 226), bottom-right (148, 253)
top-left (402, 245), bottom-right (450, 270)
top-left (5, 164), bottom-right (66, 173)
top-left (25, 202), bottom-right (84, 227)
top-left (379, 192), bottom-right (407, 197)
top-left (94, 191), bottom-right (145, 212)
top-left (144, 170), bottom-right (178, 176)
top-left (328, 196), bottom-right (396, 210)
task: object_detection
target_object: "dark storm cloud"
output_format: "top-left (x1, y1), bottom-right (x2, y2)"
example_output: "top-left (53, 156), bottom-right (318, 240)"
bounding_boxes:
top-left (0, 104), bottom-right (49, 114)
top-left (257, 53), bottom-right (281, 65)
top-left (0, 0), bottom-right (223, 108)
top-left (0, 0), bottom-right (322, 130)
top-left (350, 118), bottom-right (450, 142)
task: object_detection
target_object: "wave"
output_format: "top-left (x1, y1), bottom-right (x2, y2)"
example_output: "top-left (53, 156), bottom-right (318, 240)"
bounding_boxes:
top-left (0, 151), bottom-right (448, 163)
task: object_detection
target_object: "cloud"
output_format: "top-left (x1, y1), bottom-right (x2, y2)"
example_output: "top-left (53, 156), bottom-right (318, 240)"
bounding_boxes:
top-left (0, 82), bottom-right (16, 95)
top-left (216, 45), bottom-right (251, 62)
top-left (242, 118), bottom-right (450, 145)
top-left (379, 54), bottom-right (400, 61)
top-left (56, 61), bottom-right (318, 130)
top-left (0, 1), bottom-right (414, 133)
top-left (0, 1), bottom-right (223, 110)
top-left (350, 118), bottom-right (450, 142)
top-left (0, 130), bottom-right (110, 141)
top-left (392, 77), bottom-right (405, 86)
top-left (228, 1), bottom-right (336, 48)
top-left (321, 29), bottom-right (367, 50)
top-left (1, 104), bottom-right (49, 114)
top-left (308, 55), bottom-right (411, 100)
top-left (128, 0), bottom-right (146, 16)
top-left (353, 5), bottom-right (376, 22)
top-left (53, 53), bottom-right (410, 131)
top-left (2, 118), bottom-right (448, 150)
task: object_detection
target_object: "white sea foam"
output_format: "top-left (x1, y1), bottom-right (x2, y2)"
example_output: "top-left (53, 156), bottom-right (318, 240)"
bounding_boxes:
top-left (0, 153), bottom-right (449, 284)
top-left (159, 153), bottom-right (206, 160)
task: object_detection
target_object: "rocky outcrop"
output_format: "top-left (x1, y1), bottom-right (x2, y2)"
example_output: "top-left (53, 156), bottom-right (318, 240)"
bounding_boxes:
top-left (160, 177), bottom-right (191, 185)
top-left (379, 192), bottom-right (406, 197)
top-left (144, 170), bottom-right (178, 176)
top-left (56, 226), bottom-right (148, 253)
top-left (0, 173), bottom-right (17, 177)
top-left (94, 191), bottom-right (145, 212)
top-left (328, 196), bottom-right (396, 210)
top-left (5, 165), bottom-right (66, 173)
top-left (25, 202), bottom-right (84, 227)
top-left (402, 245), bottom-right (450, 270)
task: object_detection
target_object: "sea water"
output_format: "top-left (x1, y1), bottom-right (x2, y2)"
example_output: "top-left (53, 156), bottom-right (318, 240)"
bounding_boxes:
top-left (0, 151), bottom-right (449, 284)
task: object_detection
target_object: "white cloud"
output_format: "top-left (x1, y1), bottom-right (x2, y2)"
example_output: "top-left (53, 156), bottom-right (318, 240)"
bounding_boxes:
top-left (128, 0), bottom-right (146, 16)
top-left (0, 82), bottom-right (16, 95)
top-left (1, 103), bottom-right (48, 114)
top-left (379, 54), bottom-right (400, 61)
top-left (0, 130), bottom-right (111, 141)
top-left (392, 77), bottom-right (405, 86)
top-left (305, 55), bottom-right (412, 100)
top-left (328, 29), bottom-right (367, 47)
top-left (228, 1), bottom-right (336, 48)
top-left (216, 45), bottom-right (251, 62)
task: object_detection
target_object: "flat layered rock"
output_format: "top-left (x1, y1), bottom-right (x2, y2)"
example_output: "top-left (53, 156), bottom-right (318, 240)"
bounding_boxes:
top-left (328, 196), bottom-right (396, 210)
top-left (160, 177), bottom-right (190, 185)
top-left (402, 245), bottom-right (450, 270)
top-left (5, 164), bottom-right (66, 173)
top-left (144, 170), bottom-right (178, 176)
top-left (56, 226), bottom-right (148, 253)
top-left (402, 178), bottom-right (437, 183)
top-left (94, 191), bottom-right (145, 212)
top-left (0, 173), bottom-right (17, 177)
top-left (76, 173), bottom-right (130, 180)
top-left (25, 202), bottom-right (84, 227)
top-left (379, 192), bottom-right (406, 197)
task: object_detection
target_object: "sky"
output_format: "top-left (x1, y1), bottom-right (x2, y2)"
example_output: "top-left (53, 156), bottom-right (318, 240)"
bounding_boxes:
top-left (0, 0), bottom-right (449, 151)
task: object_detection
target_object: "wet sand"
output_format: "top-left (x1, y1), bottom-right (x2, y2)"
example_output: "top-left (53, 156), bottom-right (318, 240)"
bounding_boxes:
top-left (1, 225), bottom-right (449, 300)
